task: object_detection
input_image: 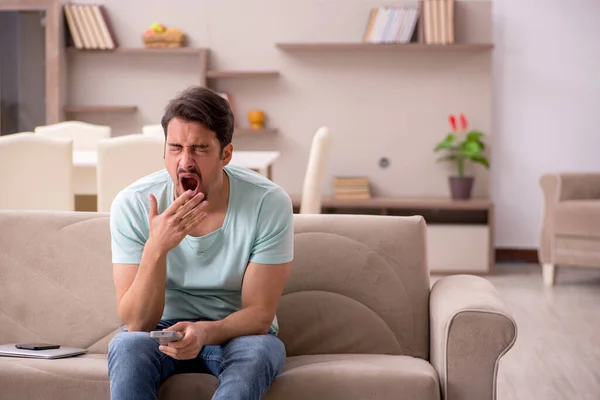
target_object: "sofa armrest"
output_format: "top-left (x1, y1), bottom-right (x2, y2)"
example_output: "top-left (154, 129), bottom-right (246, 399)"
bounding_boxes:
top-left (539, 173), bottom-right (600, 263)
top-left (430, 275), bottom-right (517, 400)
top-left (548, 173), bottom-right (600, 202)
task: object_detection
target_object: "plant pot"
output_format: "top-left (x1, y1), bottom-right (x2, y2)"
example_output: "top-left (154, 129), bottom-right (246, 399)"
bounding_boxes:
top-left (449, 176), bottom-right (474, 200)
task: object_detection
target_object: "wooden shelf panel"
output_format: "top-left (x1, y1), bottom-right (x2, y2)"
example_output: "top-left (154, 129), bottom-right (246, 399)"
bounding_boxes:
top-left (67, 47), bottom-right (207, 55)
top-left (234, 128), bottom-right (278, 136)
top-left (206, 70), bottom-right (279, 79)
top-left (290, 196), bottom-right (492, 211)
top-left (64, 105), bottom-right (138, 113)
top-left (275, 42), bottom-right (493, 53)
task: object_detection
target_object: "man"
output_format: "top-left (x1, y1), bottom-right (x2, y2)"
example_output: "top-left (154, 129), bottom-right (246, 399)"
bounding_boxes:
top-left (107, 86), bottom-right (293, 400)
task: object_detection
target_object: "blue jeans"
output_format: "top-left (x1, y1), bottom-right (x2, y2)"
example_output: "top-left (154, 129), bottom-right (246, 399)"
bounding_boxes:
top-left (107, 319), bottom-right (286, 400)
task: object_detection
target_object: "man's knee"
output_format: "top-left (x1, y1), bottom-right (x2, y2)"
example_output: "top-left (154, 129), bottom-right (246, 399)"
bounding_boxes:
top-left (108, 331), bottom-right (159, 365)
top-left (226, 334), bottom-right (286, 374)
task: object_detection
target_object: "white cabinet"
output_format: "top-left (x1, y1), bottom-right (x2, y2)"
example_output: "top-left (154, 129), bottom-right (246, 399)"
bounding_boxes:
top-left (427, 224), bottom-right (490, 274)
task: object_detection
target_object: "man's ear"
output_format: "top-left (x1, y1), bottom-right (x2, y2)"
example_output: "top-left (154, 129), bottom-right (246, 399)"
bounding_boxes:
top-left (221, 143), bottom-right (233, 165)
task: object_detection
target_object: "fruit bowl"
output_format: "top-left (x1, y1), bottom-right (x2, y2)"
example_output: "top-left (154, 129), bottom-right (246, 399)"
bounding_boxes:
top-left (142, 22), bottom-right (185, 48)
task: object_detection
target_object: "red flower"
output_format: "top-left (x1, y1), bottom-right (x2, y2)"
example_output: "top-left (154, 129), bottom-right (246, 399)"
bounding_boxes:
top-left (460, 113), bottom-right (468, 131)
top-left (448, 114), bottom-right (457, 132)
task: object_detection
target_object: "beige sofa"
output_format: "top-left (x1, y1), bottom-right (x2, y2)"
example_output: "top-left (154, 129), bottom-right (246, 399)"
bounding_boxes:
top-left (540, 173), bottom-right (600, 286)
top-left (0, 211), bottom-right (516, 400)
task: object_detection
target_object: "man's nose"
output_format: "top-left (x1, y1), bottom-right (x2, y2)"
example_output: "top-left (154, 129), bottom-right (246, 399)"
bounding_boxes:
top-left (180, 150), bottom-right (195, 170)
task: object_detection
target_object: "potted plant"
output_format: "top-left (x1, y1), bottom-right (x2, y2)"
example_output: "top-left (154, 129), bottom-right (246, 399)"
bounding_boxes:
top-left (434, 113), bottom-right (489, 200)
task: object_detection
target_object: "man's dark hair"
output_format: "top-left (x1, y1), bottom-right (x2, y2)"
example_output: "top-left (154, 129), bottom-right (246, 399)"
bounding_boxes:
top-left (161, 86), bottom-right (235, 152)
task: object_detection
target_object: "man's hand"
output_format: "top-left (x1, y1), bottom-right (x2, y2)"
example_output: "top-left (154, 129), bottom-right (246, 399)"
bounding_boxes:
top-left (148, 190), bottom-right (208, 254)
top-left (158, 321), bottom-right (211, 360)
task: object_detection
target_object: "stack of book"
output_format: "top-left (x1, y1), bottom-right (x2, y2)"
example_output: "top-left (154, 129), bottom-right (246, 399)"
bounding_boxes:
top-left (422, 0), bottom-right (455, 44)
top-left (362, 0), bottom-right (456, 46)
top-left (362, 6), bottom-right (420, 44)
top-left (64, 3), bottom-right (117, 50)
top-left (332, 177), bottom-right (371, 200)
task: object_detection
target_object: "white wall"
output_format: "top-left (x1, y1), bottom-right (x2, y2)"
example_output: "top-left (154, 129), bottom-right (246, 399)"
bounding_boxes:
top-left (492, 0), bottom-right (600, 248)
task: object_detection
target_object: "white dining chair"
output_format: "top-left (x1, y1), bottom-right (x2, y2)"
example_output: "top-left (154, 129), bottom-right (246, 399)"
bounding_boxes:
top-left (300, 126), bottom-right (333, 214)
top-left (141, 124), bottom-right (164, 139)
top-left (35, 121), bottom-right (111, 151)
top-left (0, 132), bottom-right (74, 211)
top-left (96, 134), bottom-right (165, 212)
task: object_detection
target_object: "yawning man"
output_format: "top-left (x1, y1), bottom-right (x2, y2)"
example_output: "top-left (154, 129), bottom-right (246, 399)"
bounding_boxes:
top-left (107, 86), bottom-right (294, 400)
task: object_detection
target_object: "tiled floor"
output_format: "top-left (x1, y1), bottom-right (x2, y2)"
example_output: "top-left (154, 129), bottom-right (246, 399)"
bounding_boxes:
top-left (435, 264), bottom-right (600, 400)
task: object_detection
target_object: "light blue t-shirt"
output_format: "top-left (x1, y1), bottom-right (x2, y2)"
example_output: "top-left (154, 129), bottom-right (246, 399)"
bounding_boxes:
top-left (109, 165), bottom-right (294, 334)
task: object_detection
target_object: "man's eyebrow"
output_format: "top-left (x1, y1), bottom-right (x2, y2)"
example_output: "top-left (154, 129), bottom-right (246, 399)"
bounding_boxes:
top-left (166, 142), bottom-right (209, 148)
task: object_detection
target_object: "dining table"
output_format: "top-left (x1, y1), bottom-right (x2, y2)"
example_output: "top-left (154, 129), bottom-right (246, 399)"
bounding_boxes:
top-left (72, 150), bottom-right (281, 195)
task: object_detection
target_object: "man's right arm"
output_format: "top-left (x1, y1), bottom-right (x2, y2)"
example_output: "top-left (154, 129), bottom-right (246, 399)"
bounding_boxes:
top-left (110, 190), bottom-right (207, 332)
top-left (113, 238), bottom-right (167, 332)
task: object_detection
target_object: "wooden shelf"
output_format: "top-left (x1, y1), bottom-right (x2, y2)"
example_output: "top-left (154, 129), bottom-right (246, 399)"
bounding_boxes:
top-left (290, 196), bottom-right (492, 211)
top-left (67, 47), bottom-right (207, 55)
top-left (66, 47), bottom-right (206, 55)
top-left (64, 105), bottom-right (138, 113)
top-left (234, 128), bottom-right (278, 136)
top-left (275, 42), bottom-right (494, 53)
top-left (206, 70), bottom-right (279, 79)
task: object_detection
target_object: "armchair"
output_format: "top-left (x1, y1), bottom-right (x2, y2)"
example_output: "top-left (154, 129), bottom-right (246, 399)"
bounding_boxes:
top-left (539, 173), bottom-right (600, 285)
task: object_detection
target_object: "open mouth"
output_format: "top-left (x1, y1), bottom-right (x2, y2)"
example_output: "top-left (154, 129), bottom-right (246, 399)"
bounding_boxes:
top-left (179, 173), bottom-right (201, 196)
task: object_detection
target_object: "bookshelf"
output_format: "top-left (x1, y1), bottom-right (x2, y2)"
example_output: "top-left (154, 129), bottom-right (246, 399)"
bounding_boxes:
top-left (277, 1), bottom-right (495, 274)
top-left (206, 70), bottom-right (280, 79)
top-left (234, 128), bottom-right (278, 136)
top-left (64, 105), bottom-right (138, 114)
top-left (292, 196), bottom-right (492, 211)
top-left (61, 0), bottom-right (281, 133)
top-left (66, 47), bottom-right (206, 55)
top-left (275, 42), bottom-right (493, 52)
top-left (276, 0), bottom-right (493, 53)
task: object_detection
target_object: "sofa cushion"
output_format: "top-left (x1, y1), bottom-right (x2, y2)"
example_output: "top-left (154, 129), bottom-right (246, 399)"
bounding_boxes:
top-left (265, 354), bottom-right (440, 400)
top-left (555, 200), bottom-right (600, 238)
top-left (158, 354), bottom-right (440, 400)
top-left (0, 353), bottom-right (109, 400)
top-left (0, 353), bottom-right (440, 400)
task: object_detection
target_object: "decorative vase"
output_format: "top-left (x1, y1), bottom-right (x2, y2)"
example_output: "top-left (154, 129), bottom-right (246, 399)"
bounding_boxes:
top-left (247, 110), bottom-right (265, 129)
top-left (449, 176), bottom-right (474, 200)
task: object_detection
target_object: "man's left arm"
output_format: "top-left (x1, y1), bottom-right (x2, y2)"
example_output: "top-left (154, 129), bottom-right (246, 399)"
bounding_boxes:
top-left (203, 260), bottom-right (291, 344)
top-left (206, 187), bottom-right (294, 343)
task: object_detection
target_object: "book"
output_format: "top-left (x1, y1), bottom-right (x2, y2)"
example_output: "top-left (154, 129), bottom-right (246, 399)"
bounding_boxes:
top-left (64, 3), bottom-right (117, 50)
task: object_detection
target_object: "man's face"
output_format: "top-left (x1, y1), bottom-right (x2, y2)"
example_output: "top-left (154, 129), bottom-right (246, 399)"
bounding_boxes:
top-left (164, 118), bottom-right (232, 200)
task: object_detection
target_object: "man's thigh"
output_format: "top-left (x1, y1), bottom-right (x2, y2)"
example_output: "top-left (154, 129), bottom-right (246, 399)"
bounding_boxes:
top-left (198, 332), bottom-right (286, 377)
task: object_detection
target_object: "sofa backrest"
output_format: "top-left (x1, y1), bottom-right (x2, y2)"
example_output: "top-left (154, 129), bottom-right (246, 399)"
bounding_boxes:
top-left (278, 214), bottom-right (430, 360)
top-left (0, 211), bottom-right (430, 360)
top-left (0, 211), bottom-right (119, 351)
